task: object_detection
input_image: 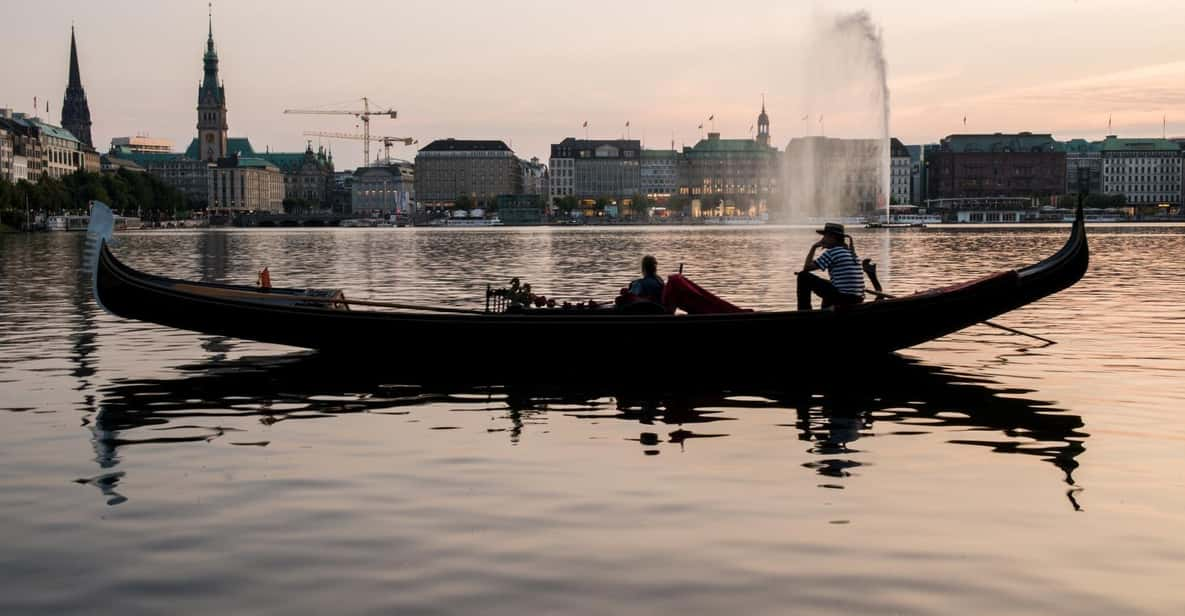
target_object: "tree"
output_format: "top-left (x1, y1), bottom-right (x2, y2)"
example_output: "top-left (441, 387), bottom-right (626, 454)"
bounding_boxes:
top-left (0, 170), bottom-right (187, 221)
top-left (556, 196), bottom-right (579, 216)
top-left (455, 194), bottom-right (475, 211)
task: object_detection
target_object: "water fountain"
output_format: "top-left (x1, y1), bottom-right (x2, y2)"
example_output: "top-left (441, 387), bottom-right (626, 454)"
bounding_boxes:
top-left (783, 11), bottom-right (891, 224)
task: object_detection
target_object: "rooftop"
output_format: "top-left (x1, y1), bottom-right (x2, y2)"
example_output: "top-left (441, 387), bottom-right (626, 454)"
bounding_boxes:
top-left (941, 132), bottom-right (1063, 153)
top-left (1099, 136), bottom-right (1182, 152)
top-left (419, 139), bottom-right (512, 153)
top-left (184, 137), bottom-right (257, 159)
top-left (641, 149), bottom-right (678, 160)
top-left (684, 133), bottom-right (774, 157)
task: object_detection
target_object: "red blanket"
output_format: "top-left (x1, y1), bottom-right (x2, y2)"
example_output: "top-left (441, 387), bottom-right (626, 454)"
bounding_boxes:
top-left (662, 274), bottom-right (752, 314)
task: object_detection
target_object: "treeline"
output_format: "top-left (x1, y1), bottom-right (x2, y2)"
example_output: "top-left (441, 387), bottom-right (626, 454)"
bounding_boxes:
top-left (0, 170), bottom-right (189, 226)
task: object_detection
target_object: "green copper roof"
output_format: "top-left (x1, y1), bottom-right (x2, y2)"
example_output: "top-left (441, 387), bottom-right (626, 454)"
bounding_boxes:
top-left (683, 137), bottom-right (775, 159)
top-left (253, 152), bottom-right (307, 172)
top-left (236, 157), bottom-right (279, 170)
top-left (29, 119), bottom-right (80, 144)
top-left (253, 150), bottom-right (331, 173)
top-left (1063, 139), bottom-right (1103, 153)
top-left (184, 137), bottom-right (257, 159)
top-left (942, 133), bottom-right (1062, 153)
top-left (1099, 136), bottom-right (1182, 152)
top-left (641, 149), bottom-right (678, 160)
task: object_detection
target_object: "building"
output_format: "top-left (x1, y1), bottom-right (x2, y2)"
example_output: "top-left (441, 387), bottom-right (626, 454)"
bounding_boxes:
top-left (255, 143), bottom-right (335, 208)
top-left (415, 139), bottom-right (521, 207)
top-left (112, 147), bottom-right (211, 207)
top-left (0, 113), bottom-right (90, 179)
top-left (549, 149), bottom-right (574, 201)
top-left (520, 157), bottom-right (548, 197)
top-left (674, 103), bottom-right (779, 216)
top-left (1100, 136), bottom-right (1182, 208)
top-left (32, 118), bottom-right (86, 179)
top-left (352, 163), bottom-right (414, 214)
top-left (0, 127), bottom-right (11, 182)
top-left (1062, 139), bottom-right (1102, 196)
top-left (111, 136), bottom-right (174, 154)
top-left (926, 133), bottom-right (1066, 202)
top-left (194, 13), bottom-right (228, 163)
top-left (11, 155), bottom-right (29, 182)
top-left (100, 153), bottom-right (145, 174)
top-left (906, 144), bottom-right (928, 205)
top-left (678, 132), bottom-right (778, 217)
top-left (0, 111), bottom-right (44, 180)
top-left (549, 138), bottom-right (641, 201)
top-left (208, 153), bottom-right (284, 212)
top-left (890, 138), bottom-right (911, 204)
top-left (60, 27), bottom-right (93, 150)
top-left (641, 149), bottom-right (678, 200)
top-left (332, 170), bottom-right (355, 213)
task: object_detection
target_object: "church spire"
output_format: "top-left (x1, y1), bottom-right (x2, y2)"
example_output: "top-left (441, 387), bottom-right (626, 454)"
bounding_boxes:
top-left (68, 26), bottom-right (82, 89)
top-left (756, 94), bottom-right (770, 148)
top-left (61, 25), bottom-right (93, 148)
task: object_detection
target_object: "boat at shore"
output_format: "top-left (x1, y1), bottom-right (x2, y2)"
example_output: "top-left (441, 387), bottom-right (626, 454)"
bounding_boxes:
top-left (84, 200), bottom-right (1087, 368)
top-left (49, 214), bottom-right (142, 231)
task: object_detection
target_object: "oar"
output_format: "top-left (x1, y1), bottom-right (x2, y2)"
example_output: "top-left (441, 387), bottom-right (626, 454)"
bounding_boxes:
top-left (860, 259), bottom-right (1056, 346)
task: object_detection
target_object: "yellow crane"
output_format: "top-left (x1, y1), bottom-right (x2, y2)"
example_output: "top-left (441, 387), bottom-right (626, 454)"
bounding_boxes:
top-left (304, 131), bottom-right (417, 166)
top-left (284, 97), bottom-right (397, 167)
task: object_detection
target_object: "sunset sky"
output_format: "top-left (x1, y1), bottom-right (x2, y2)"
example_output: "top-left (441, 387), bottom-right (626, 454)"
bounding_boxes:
top-left (5, 0), bottom-right (1185, 168)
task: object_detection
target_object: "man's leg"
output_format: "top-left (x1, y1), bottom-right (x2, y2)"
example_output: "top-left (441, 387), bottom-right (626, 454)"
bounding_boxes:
top-left (797, 272), bottom-right (841, 310)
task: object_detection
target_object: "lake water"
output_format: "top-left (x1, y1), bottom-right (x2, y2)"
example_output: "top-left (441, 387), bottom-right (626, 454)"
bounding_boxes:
top-left (1, 224), bottom-right (1183, 614)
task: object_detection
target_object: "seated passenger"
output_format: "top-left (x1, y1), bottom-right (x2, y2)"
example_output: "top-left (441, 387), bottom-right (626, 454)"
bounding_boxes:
top-left (628, 255), bottom-right (665, 303)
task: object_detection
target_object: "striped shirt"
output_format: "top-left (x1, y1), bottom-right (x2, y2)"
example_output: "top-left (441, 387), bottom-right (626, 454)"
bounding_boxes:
top-left (814, 246), bottom-right (865, 296)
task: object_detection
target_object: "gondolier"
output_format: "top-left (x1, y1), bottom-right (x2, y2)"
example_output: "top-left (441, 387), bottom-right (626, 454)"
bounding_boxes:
top-left (797, 222), bottom-right (865, 310)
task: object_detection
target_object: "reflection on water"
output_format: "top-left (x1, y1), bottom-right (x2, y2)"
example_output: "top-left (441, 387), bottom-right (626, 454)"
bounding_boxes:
top-left (88, 352), bottom-right (1087, 511)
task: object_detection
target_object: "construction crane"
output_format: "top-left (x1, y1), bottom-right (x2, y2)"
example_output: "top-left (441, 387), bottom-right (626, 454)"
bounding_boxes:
top-left (284, 97), bottom-right (397, 167)
top-left (304, 131), bottom-right (417, 166)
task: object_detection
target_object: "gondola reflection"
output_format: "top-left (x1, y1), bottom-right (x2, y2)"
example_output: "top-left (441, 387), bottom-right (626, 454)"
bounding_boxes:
top-left (86, 352), bottom-right (1088, 510)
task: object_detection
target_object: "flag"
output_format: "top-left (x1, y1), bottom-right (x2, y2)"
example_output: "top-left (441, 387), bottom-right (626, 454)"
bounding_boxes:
top-left (963, 115), bottom-right (967, 127)
top-left (708, 115), bottom-right (714, 121)
top-left (582, 121), bottom-right (588, 128)
top-left (1108, 114), bottom-right (1112, 131)
top-left (33, 96), bottom-right (37, 112)
top-left (698, 123), bottom-right (703, 130)
top-left (749, 125), bottom-right (754, 133)
top-left (625, 121), bottom-right (630, 127)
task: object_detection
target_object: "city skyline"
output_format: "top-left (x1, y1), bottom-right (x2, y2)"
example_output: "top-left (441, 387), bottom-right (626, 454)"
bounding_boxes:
top-left (4, 0), bottom-right (1185, 169)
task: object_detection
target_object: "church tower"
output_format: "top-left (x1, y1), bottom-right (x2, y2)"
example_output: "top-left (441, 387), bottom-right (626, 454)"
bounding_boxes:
top-left (61, 26), bottom-right (93, 149)
top-left (196, 6), bottom-right (228, 162)
top-left (756, 95), bottom-right (770, 148)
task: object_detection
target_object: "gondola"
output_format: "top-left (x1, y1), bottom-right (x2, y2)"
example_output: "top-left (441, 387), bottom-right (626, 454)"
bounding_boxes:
top-left (84, 201), bottom-right (1087, 364)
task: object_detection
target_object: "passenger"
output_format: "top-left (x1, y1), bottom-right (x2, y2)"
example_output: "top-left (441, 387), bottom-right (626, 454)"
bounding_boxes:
top-left (628, 255), bottom-right (665, 304)
top-left (797, 222), bottom-right (865, 310)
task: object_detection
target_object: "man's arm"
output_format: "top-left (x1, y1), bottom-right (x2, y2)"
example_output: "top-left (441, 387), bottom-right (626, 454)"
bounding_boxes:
top-left (802, 241), bottom-right (824, 272)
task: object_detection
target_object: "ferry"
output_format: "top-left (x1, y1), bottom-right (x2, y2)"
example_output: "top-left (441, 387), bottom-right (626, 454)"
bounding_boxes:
top-left (866, 206), bottom-right (942, 228)
top-left (445, 217), bottom-right (503, 227)
top-left (48, 215), bottom-right (142, 231)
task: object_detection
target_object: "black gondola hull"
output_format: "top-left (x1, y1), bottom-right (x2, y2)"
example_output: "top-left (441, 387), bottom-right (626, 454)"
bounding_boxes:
top-left (90, 210), bottom-right (1088, 364)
